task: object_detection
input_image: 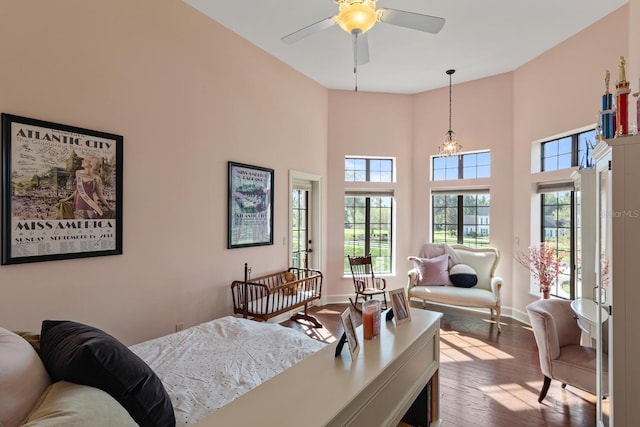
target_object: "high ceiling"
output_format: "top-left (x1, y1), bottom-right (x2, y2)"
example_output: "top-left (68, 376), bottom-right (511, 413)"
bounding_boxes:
top-left (183, 0), bottom-right (627, 94)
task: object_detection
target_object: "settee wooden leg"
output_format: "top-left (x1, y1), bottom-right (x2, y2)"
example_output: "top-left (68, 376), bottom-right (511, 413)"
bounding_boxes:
top-left (538, 376), bottom-right (552, 403)
top-left (496, 306), bottom-right (501, 334)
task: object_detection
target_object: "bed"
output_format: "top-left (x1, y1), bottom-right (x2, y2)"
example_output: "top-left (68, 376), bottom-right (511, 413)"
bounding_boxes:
top-left (129, 316), bottom-right (326, 426)
top-left (1, 316), bottom-right (325, 427)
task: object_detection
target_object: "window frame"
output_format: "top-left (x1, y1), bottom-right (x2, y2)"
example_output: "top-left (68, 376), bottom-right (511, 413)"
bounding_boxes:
top-left (345, 157), bottom-right (394, 183)
top-left (431, 191), bottom-right (491, 248)
top-left (540, 189), bottom-right (575, 299)
top-left (343, 193), bottom-right (393, 274)
top-left (343, 156), bottom-right (396, 275)
top-left (540, 129), bottom-right (597, 172)
top-left (432, 150), bottom-right (491, 181)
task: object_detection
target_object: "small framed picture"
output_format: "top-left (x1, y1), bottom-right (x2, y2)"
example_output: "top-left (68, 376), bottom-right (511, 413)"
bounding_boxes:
top-left (389, 288), bottom-right (412, 325)
top-left (340, 308), bottom-right (360, 359)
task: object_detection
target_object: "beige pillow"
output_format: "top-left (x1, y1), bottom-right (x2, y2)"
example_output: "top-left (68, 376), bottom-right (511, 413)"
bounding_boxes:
top-left (0, 327), bottom-right (51, 427)
top-left (21, 381), bottom-right (137, 426)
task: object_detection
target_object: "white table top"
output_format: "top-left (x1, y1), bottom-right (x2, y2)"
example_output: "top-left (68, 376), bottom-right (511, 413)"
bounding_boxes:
top-left (571, 298), bottom-right (609, 324)
top-left (193, 307), bottom-right (442, 427)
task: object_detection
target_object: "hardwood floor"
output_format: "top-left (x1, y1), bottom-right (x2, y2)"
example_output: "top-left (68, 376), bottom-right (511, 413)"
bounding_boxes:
top-left (283, 302), bottom-right (597, 427)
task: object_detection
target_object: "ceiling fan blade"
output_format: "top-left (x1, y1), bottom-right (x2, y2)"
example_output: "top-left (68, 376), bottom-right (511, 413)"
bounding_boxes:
top-left (352, 32), bottom-right (370, 66)
top-left (280, 16), bottom-right (337, 44)
top-left (378, 8), bottom-right (445, 34)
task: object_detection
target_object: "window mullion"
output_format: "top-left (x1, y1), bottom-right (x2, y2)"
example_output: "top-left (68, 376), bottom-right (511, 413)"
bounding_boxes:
top-left (365, 197), bottom-right (371, 255)
top-left (457, 195), bottom-right (464, 244)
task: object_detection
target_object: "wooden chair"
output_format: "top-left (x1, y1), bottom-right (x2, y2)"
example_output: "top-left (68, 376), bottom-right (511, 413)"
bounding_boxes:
top-left (347, 254), bottom-right (388, 312)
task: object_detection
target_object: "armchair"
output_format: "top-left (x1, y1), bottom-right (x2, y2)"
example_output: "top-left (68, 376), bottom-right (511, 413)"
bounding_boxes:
top-left (526, 298), bottom-right (607, 402)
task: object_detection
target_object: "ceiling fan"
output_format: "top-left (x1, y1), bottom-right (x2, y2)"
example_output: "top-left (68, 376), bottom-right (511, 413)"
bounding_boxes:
top-left (281, 0), bottom-right (446, 70)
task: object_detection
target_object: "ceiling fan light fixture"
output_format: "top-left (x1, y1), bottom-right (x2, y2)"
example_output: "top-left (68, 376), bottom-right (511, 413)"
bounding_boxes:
top-left (438, 69), bottom-right (463, 157)
top-left (335, 0), bottom-right (377, 34)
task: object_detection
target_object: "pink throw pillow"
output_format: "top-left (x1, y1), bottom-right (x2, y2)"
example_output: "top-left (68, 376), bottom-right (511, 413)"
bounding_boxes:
top-left (412, 254), bottom-right (450, 286)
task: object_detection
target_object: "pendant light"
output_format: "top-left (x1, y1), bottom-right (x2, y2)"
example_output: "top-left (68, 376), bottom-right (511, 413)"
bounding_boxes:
top-left (439, 69), bottom-right (462, 157)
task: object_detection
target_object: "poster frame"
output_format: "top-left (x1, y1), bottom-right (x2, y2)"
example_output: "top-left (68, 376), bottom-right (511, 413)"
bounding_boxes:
top-left (1, 113), bottom-right (123, 265)
top-left (227, 161), bottom-right (274, 249)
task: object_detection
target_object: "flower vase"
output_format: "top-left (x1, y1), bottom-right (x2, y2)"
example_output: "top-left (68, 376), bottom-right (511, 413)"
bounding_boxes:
top-left (541, 289), bottom-right (550, 300)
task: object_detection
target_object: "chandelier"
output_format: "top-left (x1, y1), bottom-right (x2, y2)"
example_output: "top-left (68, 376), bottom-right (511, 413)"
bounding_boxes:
top-left (439, 69), bottom-right (462, 157)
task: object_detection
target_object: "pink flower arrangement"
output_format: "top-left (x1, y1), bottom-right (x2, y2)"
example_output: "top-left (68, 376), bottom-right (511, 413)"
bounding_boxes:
top-left (515, 243), bottom-right (565, 294)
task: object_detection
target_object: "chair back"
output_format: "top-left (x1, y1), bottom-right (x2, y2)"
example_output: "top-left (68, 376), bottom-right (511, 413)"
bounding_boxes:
top-left (526, 299), bottom-right (581, 376)
top-left (348, 255), bottom-right (377, 292)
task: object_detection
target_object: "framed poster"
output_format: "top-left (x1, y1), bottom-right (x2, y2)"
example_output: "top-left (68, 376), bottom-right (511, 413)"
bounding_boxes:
top-left (389, 288), bottom-right (412, 325)
top-left (1, 113), bottom-right (123, 265)
top-left (227, 161), bottom-right (274, 249)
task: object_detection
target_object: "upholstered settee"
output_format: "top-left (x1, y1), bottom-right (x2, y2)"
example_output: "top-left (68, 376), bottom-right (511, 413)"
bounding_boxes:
top-left (407, 243), bottom-right (504, 332)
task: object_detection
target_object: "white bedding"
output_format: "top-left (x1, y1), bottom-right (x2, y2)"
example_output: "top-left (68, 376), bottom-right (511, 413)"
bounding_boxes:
top-left (129, 316), bottom-right (325, 426)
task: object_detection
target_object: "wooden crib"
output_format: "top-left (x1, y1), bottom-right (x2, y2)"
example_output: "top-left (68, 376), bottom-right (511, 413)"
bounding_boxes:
top-left (231, 264), bottom-right (323, 327)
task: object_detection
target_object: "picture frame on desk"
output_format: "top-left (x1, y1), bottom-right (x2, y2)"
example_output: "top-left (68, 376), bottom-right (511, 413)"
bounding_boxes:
top-left (389, 288), bottom-right (412, 325)
top-left (1, 113), bottom-right (123, 265)
top-left (339, 308), bottom-right (360, 359)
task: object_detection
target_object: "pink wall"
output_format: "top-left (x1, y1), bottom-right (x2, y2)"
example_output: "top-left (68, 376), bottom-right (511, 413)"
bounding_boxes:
top-left (412, 72), bottom-right (515, 303)
top-left (0, 0), bottom-right (633, 347)
top-left (327, 91), bottom-right (414, 296)
top-left (326, 73), bottom-right (514, 301)
top-left (511, 5), bottom-right (629, 315)
top-left (0, 0), bottom-right (328, 344)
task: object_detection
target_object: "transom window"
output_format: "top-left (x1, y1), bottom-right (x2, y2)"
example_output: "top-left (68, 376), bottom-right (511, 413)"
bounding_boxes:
top-left (432, 151), bottom-right (491, 181)
top-left (345, 157), bottom-right (393, 182)
top-left (541, 129), bottom-right (597, 171)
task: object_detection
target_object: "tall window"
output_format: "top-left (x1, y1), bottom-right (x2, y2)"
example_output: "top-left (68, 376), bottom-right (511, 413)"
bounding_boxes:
top-left (344, 157), bottom-right (393, 274)
top-left (291, 189), bottom-right (308, 269)
top-left (541, 129), bottom-right (597, 171)
top-left (344, 195), bottom-right (392, 273)
top-left (537, 129), bottom-right (593, 298)
top-left (431, 151), bottom-right (491, 248)
top-left (432, 193), bottom-right (490, 247)
top-left (541, 191), bottom-right (573, 299)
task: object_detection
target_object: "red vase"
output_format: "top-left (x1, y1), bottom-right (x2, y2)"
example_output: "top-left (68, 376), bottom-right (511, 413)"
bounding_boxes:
top-left (541, 290), bottom-right (550, 300)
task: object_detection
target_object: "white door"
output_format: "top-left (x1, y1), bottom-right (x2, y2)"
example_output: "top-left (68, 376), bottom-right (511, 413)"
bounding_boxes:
top-left (289, 171), bottom-right (321, 270)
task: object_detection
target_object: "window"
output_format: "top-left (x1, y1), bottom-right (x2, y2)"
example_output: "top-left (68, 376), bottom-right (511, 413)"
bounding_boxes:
top-left (541, 190), bottom-right (574, 299)
top-left (537, 128), bottom-right (594, 298)
top-left (345, 158), bottom-right (393, 182)
top-left (343, 157), bottom-right (394, 274)
top-left (432, 151), bottom-right (491, 181)
top-left (541, 129), bottom-right (597, 171)
top-left (432, 193), bottom-right (490, 247)
top-left (291, 189), bottom-right (308, 269)
top-left (344, 194), bottom-right (392, 273)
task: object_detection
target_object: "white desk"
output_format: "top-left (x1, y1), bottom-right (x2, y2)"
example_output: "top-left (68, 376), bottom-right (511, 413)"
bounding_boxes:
top-left (194, 308), bottom-right (442, 427)
top-left (570, 298), bottom-right (608, 346)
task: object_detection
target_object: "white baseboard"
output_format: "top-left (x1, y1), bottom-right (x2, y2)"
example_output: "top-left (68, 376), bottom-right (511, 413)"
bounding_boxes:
top-left (324, 293), bottom-right (531, 326)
